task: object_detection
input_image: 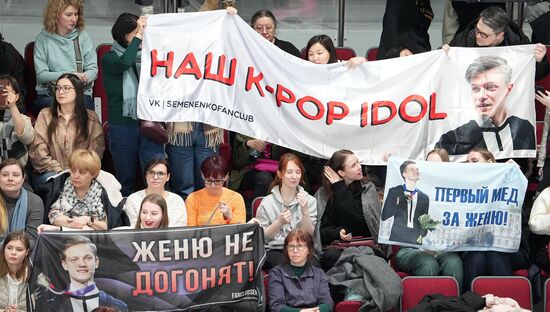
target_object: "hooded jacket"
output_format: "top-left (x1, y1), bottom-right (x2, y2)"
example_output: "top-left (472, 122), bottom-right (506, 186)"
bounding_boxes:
top-left (33, 28), bottom-right (98, 95)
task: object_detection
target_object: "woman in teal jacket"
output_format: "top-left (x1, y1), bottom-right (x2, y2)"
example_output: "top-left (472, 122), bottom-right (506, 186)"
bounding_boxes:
top-left (33, 0), bottom-right (97, 112)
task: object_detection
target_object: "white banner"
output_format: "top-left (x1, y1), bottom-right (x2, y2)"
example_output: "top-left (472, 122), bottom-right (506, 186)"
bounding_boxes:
top-left (138, 10), bottom-right (537, 164)
top-left (379, 157), bottom-right (527, 252)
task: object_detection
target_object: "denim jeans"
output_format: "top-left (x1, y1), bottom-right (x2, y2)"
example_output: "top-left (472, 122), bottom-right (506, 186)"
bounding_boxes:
top-left (31, 171), bottom-right (57, 197)
top-left (108, 124), bottom-right (165, 196)
top-left (166, 123), bottom-right (218, 199)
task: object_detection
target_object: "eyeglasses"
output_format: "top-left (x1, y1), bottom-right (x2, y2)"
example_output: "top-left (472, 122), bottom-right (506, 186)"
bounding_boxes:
top-left (147, 170), bottom-right (167, 178)
top-left (54, 85), bottom-right (75, 92)
top-left (287, 244), bottom-right (307, 252)
top-left (253, 25), bottom-right (274, 32)
top-left (474, 27), bottom-right (497, 39)
top-left (204, 178), bottom-right (225, 185)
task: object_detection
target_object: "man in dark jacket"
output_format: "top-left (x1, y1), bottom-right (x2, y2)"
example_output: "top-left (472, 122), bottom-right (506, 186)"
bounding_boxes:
top-left (382, 161), bottom-right (430, 245)
top-left (449, 6), bottom-right (549, 81)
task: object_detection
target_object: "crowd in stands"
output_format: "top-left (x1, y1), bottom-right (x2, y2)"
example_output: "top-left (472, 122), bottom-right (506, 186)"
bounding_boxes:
top-left (1, 0), bottom-right (550, 311)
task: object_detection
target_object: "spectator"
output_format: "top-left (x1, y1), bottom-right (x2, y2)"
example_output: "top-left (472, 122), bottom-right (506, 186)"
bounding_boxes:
top-left (0, 75), bottom-right (34, 166)
top-left (0, 34), bottom-right (25, 99)
top-left (124, 159), bottom-right (186, 228)
top-left (461, 148), bottom-right (529, 292)
top-left (448, 6), bottom-right (549, 81)
top-left (377, 0), bottom-right (433, 60)
top-left (34, 0), bottom-right (97, 112)
top-left (305, 34), bottom-right (366, 67)
top-left (39, 149), bottom-right (126, 231)
top-left (165, 6), bottom-right (237, 200)
top-left (0, 231), bottom-right (30, 312)
top-left (102, 13), bottom-right (165, 196)
top-left (135, 193), bottom-right (169, 229)
top-left (269, 229), bottom-right (333, 312)
top-left (29, 73), bottom-right (104, 194)
top-left (186, 155), bottom-right (245, 226)
top-left (251, 10), bottom-right (300, 57)
top-left (256, 153), bottom-right (317, 270)
top-left (393, 148), bottom-right (463, 290)
top-left (315, 149), bottom-right (384, 270)
top-left (384, 46), bottom-right (413, 59)
top-left (442, 1), bottom-right (505, 45)
top-left (0, 159), bottom-right (44, 250)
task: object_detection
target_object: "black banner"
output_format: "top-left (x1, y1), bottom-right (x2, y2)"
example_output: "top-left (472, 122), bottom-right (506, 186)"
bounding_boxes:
top-left (29, 224), bottom-right (266, 311)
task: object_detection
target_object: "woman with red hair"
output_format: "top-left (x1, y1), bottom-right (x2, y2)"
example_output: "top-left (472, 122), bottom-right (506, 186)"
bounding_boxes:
top-left (185, 155), bottom-right (245, 226)
top-left (256, 153), bottom-right (317, 270)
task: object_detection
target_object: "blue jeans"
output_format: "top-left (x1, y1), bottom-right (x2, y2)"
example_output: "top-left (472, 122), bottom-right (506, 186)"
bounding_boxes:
top-left (166, 123), bottom-right (218, 199)
top-left (108, 124), bottom-right (165, 196)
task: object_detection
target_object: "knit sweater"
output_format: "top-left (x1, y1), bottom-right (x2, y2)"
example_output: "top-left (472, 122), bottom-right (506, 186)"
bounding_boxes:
top-left (185, 187), bottom-right (246, 226)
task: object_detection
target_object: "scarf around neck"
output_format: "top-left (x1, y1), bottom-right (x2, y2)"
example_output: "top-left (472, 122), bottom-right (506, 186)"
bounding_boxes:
top-left (112, 41), bottom-right (141, 120)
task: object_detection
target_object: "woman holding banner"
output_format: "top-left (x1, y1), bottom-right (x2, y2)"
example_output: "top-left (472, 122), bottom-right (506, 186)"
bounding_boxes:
top-left (393, 149), bottom-right (463, 290)
top-left (185, 155), bottom-right (245, 226)
top-left (315, 149), bottom-right (384, 270)
top-left (256, 153), bottom-right (317, 270)
top-left (462, 148), bottom-right (530, 292)
top-left (0, 231), bottom-right (30, 312)
top-left (269, 229), bottom-right (333, 312)
top-left (102, 13), bottom-right (165, 197)
top-left (251, 10), bottom-right (301, 57)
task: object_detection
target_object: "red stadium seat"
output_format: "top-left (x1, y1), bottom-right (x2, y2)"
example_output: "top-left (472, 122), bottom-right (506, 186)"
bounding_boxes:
top-left (366, 46), bottom-right (378, 61)
top-left (537, 121), bottom-right (545, 147)
top-left (94, 43), bottom-right (112, 124)
top-left (334, 47), bottom-right (357, 61)
top-left (300, 46), bottom-right (357, 61)
top-left (23, 41), bottom-right (37, 118)
top-left (401, 276), bottom-right (459, 311)
top-left (334, 301), bottom-right (362, 312)
top-left (471, 276), bottom-right (532, 310)
top-left (252, 196), bottom-right (264, 218)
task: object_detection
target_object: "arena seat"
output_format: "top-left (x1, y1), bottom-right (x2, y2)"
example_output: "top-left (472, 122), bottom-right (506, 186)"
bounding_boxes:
top-left (23, 41), bottom-right (37, 118)
top-left (299, 46), bottom-right (357, 61)
top-left (366, 46), bottom-right (378, 61)
top-left (252, 196), bottom-right (264, 218)
top-left (401, 276), bottom-right (459, 311)
top-left (334, 301), bottom-right (362, 312)
top-left (471, 276), bottom-right (532, 310)
top-left (94, 43), bottom-right (112, 124)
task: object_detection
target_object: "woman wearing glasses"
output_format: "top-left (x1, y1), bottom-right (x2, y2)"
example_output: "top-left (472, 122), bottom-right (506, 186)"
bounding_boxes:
top-left (38, 149), bottom-right (125, 231)
top-left (255, 153), bottom-right (317, 270)
top-left (269, 229), bottom-right (333, 312)
top-left (251, 10), bottom-right (300, 57)
top-left (185, 155), bottom-right (245, 226)
top-left (124, 159), bottom-right (186, 228)
top-left (29, 73), bottom-right (104, 193)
